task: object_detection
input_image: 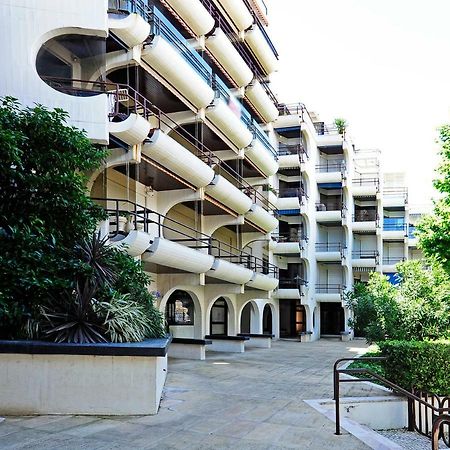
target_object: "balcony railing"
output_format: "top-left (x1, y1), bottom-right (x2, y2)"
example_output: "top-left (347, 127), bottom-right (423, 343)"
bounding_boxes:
top-left (382, 256), bottom-right (406, 265)
top-left (383, 187), bottom-right (408, 204)
top-left (352, 177), bottom-right (380, 189)
top-left (353, 211), bottom-right (378, 222)
top-left (352, 250), bottom-right (379, 260)
top-left (94, 197), bottom-right (278, 277)
top-left (278, 187), bottom-right (308, 201)
top-left (43, 77), bottom-right (276, 212)
top-left (408, 225), bottom-right (417, 239)
top-left (279, 278), bottom-right (308, 290)
top-left (315, 243), bottom-right (346, 254)
top-left (314, 122), bottom-right (340, 136)
top-left (315, 284), bottom-right (346, 294)
top-left (315, 162), bottom-right (346, 173)
top-left (383, 222), bottom-right (407, 232)
top-left (272, 232), bottom-right (308, 243)
top-left (315, 202), bottom-right (344, 212)
top-left (277, 143), bottom-right (309, 161)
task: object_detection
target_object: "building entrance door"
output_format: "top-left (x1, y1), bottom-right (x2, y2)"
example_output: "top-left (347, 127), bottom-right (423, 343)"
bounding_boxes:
top-left (320, 303), bottom-right (344, 335)
top-left (279, 299), bottom-right (305, 338)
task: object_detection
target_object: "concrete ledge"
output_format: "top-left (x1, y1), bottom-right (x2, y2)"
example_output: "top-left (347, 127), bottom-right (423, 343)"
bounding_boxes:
top-left (205, 335), bottom-right (248, 353)
top-left (340, 331), bottom-right (353, 342)
top-left (0, 338), bottom-right (171, 416)
top-left (299, 331), bottom-right (313, 343)
top-left (169, 338), bottom-right (212, 360)
top-left (237, 333), bottom-right (273, 348)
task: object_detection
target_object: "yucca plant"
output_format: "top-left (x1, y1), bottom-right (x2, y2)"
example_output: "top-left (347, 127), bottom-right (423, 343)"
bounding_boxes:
top-left (334, 118), bottom-right (347, 135)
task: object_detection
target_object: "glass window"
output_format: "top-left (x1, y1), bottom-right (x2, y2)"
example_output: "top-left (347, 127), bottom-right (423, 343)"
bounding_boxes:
top-left (166, 291), bottom-right (194, 326)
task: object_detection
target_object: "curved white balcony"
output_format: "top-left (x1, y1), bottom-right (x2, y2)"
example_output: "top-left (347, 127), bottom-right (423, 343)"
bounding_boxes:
top-left (143, 129), bottom-right (215, 188)
top-left (245, 204), bottom-right (278, 232)
top-left (279, 154), bottom-right (300, 169)
top-left (205, 98), bottom-right (254, 149)
top-left (108, 13), bottom-right (150, 48)
top-left (109, 113), bottom-right (151, 145)
top-left (316, 293), bottom-right (342, 302)
top-left (245, 80), bottom-right (279, 123)
top-left (207, 259), bottom-right (253, 284)
top-left (274, 114), bottom-right (301, 129)
top-left (352, 258), bottom-right (377, 268)
top-left (352, 220), bottom-right (377, 232)
top-left (164, 0), bottom-right (215, 36)
top-left (275, 289), bottom-right (301, 300)
top-left (315, 211), bottom-right (342, 223)
top-left (216, 0), bottom-right (254, 31)
top-left (316, 171), bottom-right (343, 184)
top-left (316, 251), bottom-right (342, 262)
top-left (246, 273), bottom-right (279, 291)
top-left (277, 196), bottom-right (301, 212)
top-left (273, 242), bottom-right (301, 255)
top-left (142, 237), bottom-right (214, 273)
top-left (110, 230), bottom-right (152, 257)
top-left (205, 175), bottom-right (253, 214)
top-left (142, 36), bottom-right (215, 109)
top-left (353, 185), bottom-right (378, 197)
top-left (205, 28), bottom-right (253, 88)
top-left (245, 139), bottom-right (278, 177)
top-left (244, 26), bottom-right (278, 75)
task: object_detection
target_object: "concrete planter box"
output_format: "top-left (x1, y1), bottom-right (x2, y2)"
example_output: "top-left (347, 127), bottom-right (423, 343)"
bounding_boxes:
top-left (237, 333), bottom-right (274, 348)
top-left (0, 337), bottom-right (171, 416)
top-left (205, 335), bottom-right (249, 353)
top-left (169, 338), bottom-right (212, 360)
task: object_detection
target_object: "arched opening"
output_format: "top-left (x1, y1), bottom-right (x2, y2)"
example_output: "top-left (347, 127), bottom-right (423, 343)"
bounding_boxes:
top-left (165, 290), bottom-right (196, 337)
top-left (262, 304), bottom-right (273, 334)
top-left (210, 297), bottom-right (229, 336)
top-left (240, 302), bottom-right (253, 334)
top-left (320, 303), bottom-right (345, 336)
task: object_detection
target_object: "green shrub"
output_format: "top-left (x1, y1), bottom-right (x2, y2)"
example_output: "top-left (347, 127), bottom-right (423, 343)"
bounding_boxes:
top-left (379, 340), bottom-right (450, 396)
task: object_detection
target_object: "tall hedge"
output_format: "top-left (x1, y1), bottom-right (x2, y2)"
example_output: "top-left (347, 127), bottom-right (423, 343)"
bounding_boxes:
top-left (379, 340), bottom-right (450, 396)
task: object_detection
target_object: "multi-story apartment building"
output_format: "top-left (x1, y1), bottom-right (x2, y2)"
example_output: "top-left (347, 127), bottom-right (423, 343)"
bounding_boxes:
top-left (0, 0), bottom-right (424, 345)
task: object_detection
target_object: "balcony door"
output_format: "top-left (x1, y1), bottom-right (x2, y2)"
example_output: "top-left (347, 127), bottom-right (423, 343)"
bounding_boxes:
top-left (320, 303), bottom-right (344, 335)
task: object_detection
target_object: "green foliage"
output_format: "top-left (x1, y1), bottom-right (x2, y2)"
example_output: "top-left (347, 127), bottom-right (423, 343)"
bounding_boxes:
top-left (417, 125), bottom-right (450, 272)
top-left (345, 261), bottom-right (450, 342)
top-left (347, 349), bottom-right (386, 384)
top-left (379, 340), bottom-right (450, 396)
top-left (0, 99), bottom-right (165, 342)
top-left (334, 118), bottom-right (347, 134)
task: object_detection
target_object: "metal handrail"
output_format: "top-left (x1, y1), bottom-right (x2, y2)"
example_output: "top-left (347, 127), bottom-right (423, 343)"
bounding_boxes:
top-left (383, 223), bottom-right (408, 232)
top-left (432, 414), bottom-right (450, 449)
top-left (315, 162), bottom-right (346, 173)
top-left (314, 122), bottom-right (341, 136)
top-left (334, 357), bottom-right (450, 447)
top-left (277, 143), bottom-right (309, 161)
top-left (272, 232), bottom-right (308, 243)
top-left (315, 284), bottom-right (345, 293)
top-left (278, 187), bottom-right (308, 200)
top-left (352, 177), bottom-right (380, 187)
top-left (315, 243), bottom-right (346, 252)
top-left (279, 277), bottom-right (308, 289)
top-left (315, 202), bottom-right (344, 212)
top-left (352, 250), bottom-right (379, 259)
top-left (43, 76), bottom-right (276, 212)
top-left (352, 211), bottom-right (378, 222)
top-left (93, 197), bottom-right (278, 276)
top-left (382, 256), bottom-right (406, 264)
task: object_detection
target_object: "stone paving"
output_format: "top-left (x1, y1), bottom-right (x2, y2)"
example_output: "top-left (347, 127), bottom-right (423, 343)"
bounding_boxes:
top-left (0, 338), bottom-right (386, 449)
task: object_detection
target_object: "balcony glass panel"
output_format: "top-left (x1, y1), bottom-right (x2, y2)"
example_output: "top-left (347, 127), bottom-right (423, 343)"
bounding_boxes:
top-left (383, 218), bottom-right (406, 231)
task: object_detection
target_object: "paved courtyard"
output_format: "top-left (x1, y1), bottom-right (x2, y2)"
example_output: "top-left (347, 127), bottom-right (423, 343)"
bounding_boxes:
top-left (0, 339), bottom-right (384, 449)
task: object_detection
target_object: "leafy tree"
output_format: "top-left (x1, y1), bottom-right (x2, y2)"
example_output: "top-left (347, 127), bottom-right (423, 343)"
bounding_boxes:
top-left (417, 124), bottom-right (450, 272)
top-left (0, 99), bottom-right (165, 341)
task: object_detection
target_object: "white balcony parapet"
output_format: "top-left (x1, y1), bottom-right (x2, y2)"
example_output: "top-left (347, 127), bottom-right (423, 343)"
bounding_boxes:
top-left (108, 13), bottom-right (150, 48)
top-left (352, 258), bottom-right (377, 268)
top-left (207, 259), bottom-right (253, 284)
top-left (278, 154), bottom-right (300, 169)
top-left (245, 204), bottom-right (278, 232)
top-left (245, 139), bottom-right (278, 177)
top-left (109, 113), bottom-right (151, 145)
top-left (205, 175), bottom-right (253, 214)
top-left (277, 196), bottom-right (301, 212)
top-left (244, 26), bottom-right (278, 75)
top-left (273, 242), bottom-right (301, 255)
top-left (215, 0), bottom-right (254, 31)
top-left (246, 273), bottom-right (279, 291)
top-left (142, 237), bottom-right (214, 273)
top-left (205, 98), bottom-right (254, 149)
top-left (316, 171), bottom-right (343, 184)
top-left (245, 80), bottom-right (279, 122)
top-left (352, 220), bottom-right (377, 232)
top-left (274, 289), bottom-right (301, 300)
top-left (143, 130), bottom-right (215, 188)
top-left (110, 230), bottom-right (152, 257)
top-left (205, 28), bottom-right (253, 88)
top-left (315, 210), bottom-right (342, 223)
top-left (142, 36), bottom-right (215, 109)
top-left (163, 0), bottom-right (215, 36)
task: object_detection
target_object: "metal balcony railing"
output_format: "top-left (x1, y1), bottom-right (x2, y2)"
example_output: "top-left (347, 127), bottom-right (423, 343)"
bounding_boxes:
top-left (353, 211), bottom-right (378, 222)
top-left (352, 177), bottom-right (380, 189)
top-left (314, 122), bottom-right (340, 136)
top-left (278, 187), bottom-right (308, 201)
top-left (408, 225), bottom-right (417, 239)
top-left (93, 197), bottom-right (278, 277)
top-left (272, 232), bottom-right (308, 243)
top-left (279, 278), bottom-right (308, 290)
top-left (315, 284), bottom-right (345, 294)
top-left (315, 202), bottom-right (344, 212)
top-left (315, 243), bottom-right (346, 254)
top-left (43, 77), bottom-right (277, 213)
top-left (315, 162), bottom-right (346, 173)
top-left (383, 187), bottom-right (408, 204)
top-left (383, 222), bottom-right (407, 232)
top-left (382, 256), bottom-right (406, 265)
top-left (277, 143), bottom-right (309, 161)
top-left (352, 250), bottom-right (379, 259)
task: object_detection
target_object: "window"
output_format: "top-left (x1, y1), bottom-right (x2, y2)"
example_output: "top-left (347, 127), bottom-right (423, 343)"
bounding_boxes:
top-left (166, 290), bottom-right (194, 326)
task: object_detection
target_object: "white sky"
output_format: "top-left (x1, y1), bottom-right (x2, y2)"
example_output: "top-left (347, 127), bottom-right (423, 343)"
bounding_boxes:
top-left (267, 0), bottom-right (450, 206)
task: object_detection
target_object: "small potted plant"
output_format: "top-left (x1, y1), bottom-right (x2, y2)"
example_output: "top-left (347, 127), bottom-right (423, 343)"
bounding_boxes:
top-left (334, 118), bottom-right (347, 135)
